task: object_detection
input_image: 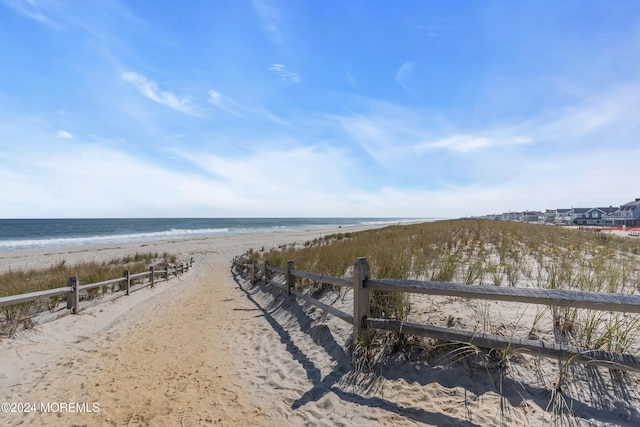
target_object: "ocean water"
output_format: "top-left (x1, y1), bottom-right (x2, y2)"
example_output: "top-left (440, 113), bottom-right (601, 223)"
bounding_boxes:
top-left (0, 218), bottom-right (418, 251)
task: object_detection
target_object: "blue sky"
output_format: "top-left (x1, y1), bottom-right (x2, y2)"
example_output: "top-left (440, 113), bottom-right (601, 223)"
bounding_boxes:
top-left (1, 1), bottom-right (639, 218)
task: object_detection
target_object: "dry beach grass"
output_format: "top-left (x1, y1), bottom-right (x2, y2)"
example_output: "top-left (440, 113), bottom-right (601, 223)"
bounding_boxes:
top-left (0, 220), bottom-right (639, 426)
top-left (240, 220), bottom-right (640, 425)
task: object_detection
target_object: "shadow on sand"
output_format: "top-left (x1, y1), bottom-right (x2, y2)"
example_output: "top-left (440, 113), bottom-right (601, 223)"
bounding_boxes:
top-left (231, 266), bottom-right (640, 426)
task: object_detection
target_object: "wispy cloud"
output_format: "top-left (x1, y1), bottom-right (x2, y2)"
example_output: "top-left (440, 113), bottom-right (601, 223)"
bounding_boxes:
top-left (121, 71), bottom-right (195, 114)
top-left (252, 0), bottom-right (283, 43)
top-left (417, 24), bottom-right (453, 38)
top-left (417, 134), bottom-right (532, 153)
top-left (347, 69), bottom-right (358, 90)
top-left (183, 145), bottom-right (349, 195)
top-left (206, 90), bottom-right (290, 125)
top-left (56, 130), bottom-right (73, 139)
top-left (396, 61), bottom-right (415, 95)
top-left (528, 82), bottom-right (640, 145)
top-left (270, 64), bottom-right (301, 83)
top-left (207, 90), bottom-right (246, 118)
top-left (0, 0), bottom-right (60, 27)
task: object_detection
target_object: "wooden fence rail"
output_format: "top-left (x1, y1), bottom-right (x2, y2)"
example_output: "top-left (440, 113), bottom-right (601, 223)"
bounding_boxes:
top-left (238, 257), bottom-right (640, 373)
top-left (0, 259), bottom-right (194, 317)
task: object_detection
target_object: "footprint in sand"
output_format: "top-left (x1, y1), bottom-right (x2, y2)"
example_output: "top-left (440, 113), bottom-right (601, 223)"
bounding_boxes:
top-left (176, 406), bottom-right (193, 427)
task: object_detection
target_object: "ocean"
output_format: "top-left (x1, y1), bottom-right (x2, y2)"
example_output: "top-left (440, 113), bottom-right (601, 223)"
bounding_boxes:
top-left (0, 218), bottom-right (419, 251)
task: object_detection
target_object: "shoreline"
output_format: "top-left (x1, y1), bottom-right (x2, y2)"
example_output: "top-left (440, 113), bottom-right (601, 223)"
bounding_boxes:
top-left (0, 222), bottom-right (395, 274)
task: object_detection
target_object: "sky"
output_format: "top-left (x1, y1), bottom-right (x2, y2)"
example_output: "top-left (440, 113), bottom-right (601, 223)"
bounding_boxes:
top-left (1, 0), bottom-right (639, 218)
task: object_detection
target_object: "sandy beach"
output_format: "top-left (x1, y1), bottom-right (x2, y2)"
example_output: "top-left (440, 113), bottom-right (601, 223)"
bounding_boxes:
top-left (1, 224), bottom-right (639, 426)
top-left (0, 225), bottom-right (388, 426)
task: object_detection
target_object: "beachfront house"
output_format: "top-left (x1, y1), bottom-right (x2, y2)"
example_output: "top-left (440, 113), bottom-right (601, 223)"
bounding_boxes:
top-left (490, 199), bottom-right (640, 227)
top-left (568, 208), bottom-right (590, 225)
top-left (501, 212), bottom-right (520, 221)
top-left (575, 208), bottom-right (599, 225)
top-left (592, 207), bottom-right (617, 225)
top-left (544, 209), bottom-right (557, 223)
top-left (554, 209), bottom-right (572, 224)
top-left (521, 211), bottom-right (543, 223)
top-left (568, 207), bottom-right (617, 226)
top-left (603, 198), bottom-right (640, 227)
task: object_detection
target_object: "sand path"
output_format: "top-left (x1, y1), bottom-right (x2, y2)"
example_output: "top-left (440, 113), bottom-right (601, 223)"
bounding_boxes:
top-left (1, 249), bottom-right (274, 426)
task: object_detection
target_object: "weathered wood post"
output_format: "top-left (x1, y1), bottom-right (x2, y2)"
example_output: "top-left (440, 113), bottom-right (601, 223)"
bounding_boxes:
top-left (287, 260), bottom-right (295, 297)
top-left (252, 261), bottom-right (257, 284)
top-left (264, 260), bottom-right (271, 285)
top-left (150, 266), bottom-right (155, 288)
top-left (164, 263), bottom-right (169, 281)
top-left (353, 257), bottom-right (371, 346)
top-left (67, 275), bottom-right (80, 315)
top-left (123, 269), bottom-right (130, 296)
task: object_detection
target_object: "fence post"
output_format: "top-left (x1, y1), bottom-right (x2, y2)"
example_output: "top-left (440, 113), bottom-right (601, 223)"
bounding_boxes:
top-left (264, 260), bottom-right (270, 285)
top-left (287, 260), bottom-right (295, 297)
top-left (164, 263), bottom-right (169, 281)
top-left (353, 257), bottom-right (371, 347)
top-left (252, 261), bottom-right (257, 284)
top-left (150, 266), bottom-right (155, 288)
top-left (123, 269), bottom-right (130, 296)
top-left (67, 275), bottom-right (80, 315)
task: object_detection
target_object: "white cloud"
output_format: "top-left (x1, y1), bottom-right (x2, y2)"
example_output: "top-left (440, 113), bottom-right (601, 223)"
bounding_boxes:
top-left (526, 82), bottom-right (640, 145)
top-left (56, 130), bottom-right (74, 139)
top-left (418, 134), bottom-right (532, 153)
top-left (270, 64), bottom-right (301, 83)
top-left (396, 61), bottom-right (415, 94)
top-left (0, 0), bottom-right (59, 27)
top-left (121, 71), bottom-right (195, 114)
top-left (2, 126), bottom-right (640, 218)
top-left (0, 143), bottom-right (232, 217)
top-left (182, 144), bottom-right (349, 197)
top-left (252, 0), bottom-right (283, 43)
top-left (207, 90), bottom-right (246, 118)
top-left (208, 90), bottom-right (221, 104)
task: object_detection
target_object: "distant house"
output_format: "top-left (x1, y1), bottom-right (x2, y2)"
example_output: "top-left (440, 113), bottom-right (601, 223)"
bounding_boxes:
top-left (603, 198), bottom-right (640, 227)
top-left (570, 207), bottom-right (610, 225)
top-left (521, 211), bottom-right (543, 223)
top-left (554, 209), bottom-right (572, 224)
top-left (569, 208), bottom-right (591, 225)
top-left (498, 211), bottom-right (543, 223)
top-left (489, 199), bottom-right (640, 227)
top-left (594, 207), bottom-right (617, 225)
top-left (501, 212), bottom-right (520, 221)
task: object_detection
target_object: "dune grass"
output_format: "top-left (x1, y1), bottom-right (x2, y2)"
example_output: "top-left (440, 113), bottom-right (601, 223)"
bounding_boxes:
top-left (0, 252), bottom-right (177, 337)
top-left (0, 252), bottom-right (177, 298)
top-left (237, 220), bottom-right (640, 423)
top-left (239, 219), bottom-right (640, 357)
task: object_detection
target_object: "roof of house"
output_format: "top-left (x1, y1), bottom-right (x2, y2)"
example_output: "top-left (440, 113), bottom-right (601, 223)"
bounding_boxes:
top-left (621, 198), bottom-right (640, 209)
top-left (597, 207), bottom-right (618, 214)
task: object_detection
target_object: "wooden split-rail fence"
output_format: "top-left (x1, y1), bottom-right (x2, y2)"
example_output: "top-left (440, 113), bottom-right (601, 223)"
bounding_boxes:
top-left (0, 260), bottom-right (193, 317)
top-left (238, 257), bottom-right (640, 373)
